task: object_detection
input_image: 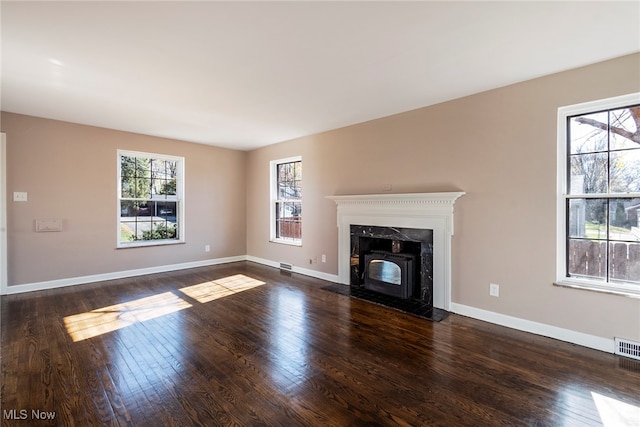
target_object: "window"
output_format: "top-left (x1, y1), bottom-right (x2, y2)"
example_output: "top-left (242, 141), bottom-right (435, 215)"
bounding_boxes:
top-left (557, 93), bottom-right (640, 294)
top-left (270, 157), bottom-right (302, 245)
top-left (118, 150), bottom-right (184, 248)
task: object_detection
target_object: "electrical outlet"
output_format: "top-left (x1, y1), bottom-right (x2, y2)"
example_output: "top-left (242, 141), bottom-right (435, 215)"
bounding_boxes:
top-left (321, 254), bottom-right (326, 263)
top-left (490, 283), bottom-right (500, 297)
top-left (204, 245), bottom-right (210, 252)
top-left (13, 192), bottom-right (28, 202)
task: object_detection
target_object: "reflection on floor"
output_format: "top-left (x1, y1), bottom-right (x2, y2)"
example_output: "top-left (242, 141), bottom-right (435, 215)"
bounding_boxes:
top-left (322, 283), bottom-right (448, 322)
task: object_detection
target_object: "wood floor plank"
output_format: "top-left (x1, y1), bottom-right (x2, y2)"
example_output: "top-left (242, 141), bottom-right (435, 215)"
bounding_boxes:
top-left (2, 261), bottom-right (640, 426)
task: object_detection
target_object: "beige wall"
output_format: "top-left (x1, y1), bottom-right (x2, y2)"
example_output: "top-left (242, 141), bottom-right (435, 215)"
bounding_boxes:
top-left (2, 113), bottom-right (247, 286)
top-left (246, 53), bottom-right (640, 342)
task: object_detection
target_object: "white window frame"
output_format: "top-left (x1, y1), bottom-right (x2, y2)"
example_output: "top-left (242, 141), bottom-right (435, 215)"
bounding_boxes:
top-left (270, 156), bottom-right (302, 246)
top-left (117, 149), bottom-right (185, 248)
top-left (556, 92), bottom-right (640, 296)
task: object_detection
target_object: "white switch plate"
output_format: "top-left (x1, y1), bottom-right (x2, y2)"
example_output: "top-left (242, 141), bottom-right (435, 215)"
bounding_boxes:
top-left (13, 192), bottom-right (28, 202)
top-left (490, 283), bottom-right (500, 297)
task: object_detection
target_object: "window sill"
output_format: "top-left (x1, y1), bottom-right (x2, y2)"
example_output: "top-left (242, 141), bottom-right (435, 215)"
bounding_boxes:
top-left (270, 239), bottom-right (302, 247)
top-left (554, 279), bottom-right (640, 298)
top-left (117, 240), bottom-right (185, 249)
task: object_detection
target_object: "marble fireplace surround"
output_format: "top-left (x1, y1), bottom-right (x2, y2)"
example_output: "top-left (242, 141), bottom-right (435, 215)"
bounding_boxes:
top-left (327, 192), bottom-right (465, 311)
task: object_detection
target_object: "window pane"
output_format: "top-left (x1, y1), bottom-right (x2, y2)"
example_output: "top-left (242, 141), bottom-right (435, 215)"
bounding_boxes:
top-left (164, 160), bottom-right (177, 178)
top-left (120, 200), bottom-right (135, 217)
top-left (158, 202), bottom-right (176, 219)
top-left (290, 201), bottom-right (301, 217)
top-left (610, 107), bottom-right (640, 150)
top-left (609, 242), bottom-right (640, 285)
top-left (294, 161), bottom-right (302, 180)
top-left (569, 112), bottom-right (608, 154)
top-left (151, 179), bottom-right (176, 197)
top-left (121, 156), bottom-right (136, 178)
top-left (133, 219), bottom-right (152, 240)
top-left (276, 219), bottom-right (301, 240)
top-left (278, 183), bottom-right (290, 200)
top-left (150, 159), bottom-right (164, 179)
top-left (163, 178), bottom-right (177, 196)
top-left (275, 201), bottom-right (301, 240)
top-left (279, 163), bottom-right (292, 181)
top-left (151, 179), bottom-right (162, 197)
top-left (279, 201), bottom-right (301, 218)
top-left (133, 178), bottom-right (151, 199)
top-left (609, 198), bottom-right (640, 242)
top-left (135, 157), bottom-right (150, 176)
top-left (294, 184), bottom-right (302, 199)
top-left (121, 181), bottom-right (133, 198)
top-left (569, 152), bottom-right (608, 194)
top-left (120, 219), bottom-right (136, 243)
top-left (610, 149), bottom-right (640, 193)
top-left (141, 220), bottom-right (176, 240)
top-left (277, 164), bottom-right (285, 181)
top-left (277, 160), bottom-right (302, 201)
top-left (568, 239), bottom-right (606, 280)
top-left (136, 203), bottom-right (151, 216)
top-left (569, 198), bottom-right (607, 239)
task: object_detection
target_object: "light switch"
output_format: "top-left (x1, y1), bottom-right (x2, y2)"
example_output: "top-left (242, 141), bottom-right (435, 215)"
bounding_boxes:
top-left (13, 192), bottom-right (28, 202)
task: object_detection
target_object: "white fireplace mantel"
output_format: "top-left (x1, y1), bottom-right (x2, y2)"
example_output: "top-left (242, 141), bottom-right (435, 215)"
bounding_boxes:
top-left (327, 192), bottom-right (465, 311)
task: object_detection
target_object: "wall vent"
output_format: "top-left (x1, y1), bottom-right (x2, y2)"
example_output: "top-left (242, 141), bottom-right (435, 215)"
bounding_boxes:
top-left (614, 337), bottom-right (640, 361)
top-left (279, 262), bottom-right (293, 271)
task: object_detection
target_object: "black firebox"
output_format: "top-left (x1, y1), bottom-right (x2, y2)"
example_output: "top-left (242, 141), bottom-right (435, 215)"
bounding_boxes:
top-left (364, 251), bottom-right (416, 299)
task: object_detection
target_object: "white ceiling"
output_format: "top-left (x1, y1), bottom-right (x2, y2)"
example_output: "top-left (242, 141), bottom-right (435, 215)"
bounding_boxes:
top-left (2, 1), bottom-right (639, 151)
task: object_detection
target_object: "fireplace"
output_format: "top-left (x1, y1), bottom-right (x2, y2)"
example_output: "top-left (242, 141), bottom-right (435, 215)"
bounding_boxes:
top-left (364, 251), bottom-right (416, 299)
top-left (327, 192), bottom-right (465, 311)
top-left (351, 225), bottom-right (432, 303)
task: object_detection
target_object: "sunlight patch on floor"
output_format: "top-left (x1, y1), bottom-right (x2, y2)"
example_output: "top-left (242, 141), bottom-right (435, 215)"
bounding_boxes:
top-left (179, 274), bottom-right (265, 303)
top-left (592, 391), bottom-right (640, 427)
top-left (64, 274), bottom-right (265, 342)
top-left (64, 292), bottom-right (192, 342)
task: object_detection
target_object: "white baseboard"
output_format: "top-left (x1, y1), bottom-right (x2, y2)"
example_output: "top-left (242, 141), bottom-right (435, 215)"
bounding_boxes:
top-left (450, 302), bottom-right (614, 354)
top-left (246, 255), bottom-right (340, 283)
top-left (4, 255), bottom-right (247, 295)
top-left (4, 255), bottom-right (339, 295)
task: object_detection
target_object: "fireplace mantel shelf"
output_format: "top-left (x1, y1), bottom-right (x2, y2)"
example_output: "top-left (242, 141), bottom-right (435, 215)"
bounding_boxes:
top-left (326, 192), bottom-right (465, 207)
top-left (327, 192), bottom-right (465, 203)
top-left (327, 191), bottom-right (465, 311)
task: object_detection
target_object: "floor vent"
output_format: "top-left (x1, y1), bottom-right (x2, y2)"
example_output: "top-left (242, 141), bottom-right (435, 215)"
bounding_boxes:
top-left (279, 262), bottom-right (293, 271)
top-left (615, 337), bottom-right (640, 361)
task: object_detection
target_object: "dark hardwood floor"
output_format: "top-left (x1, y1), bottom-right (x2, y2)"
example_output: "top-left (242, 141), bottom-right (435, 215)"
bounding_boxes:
top-left (2, 261), bottom-right (639, 426)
